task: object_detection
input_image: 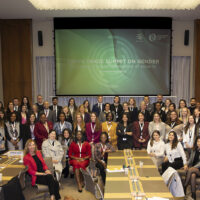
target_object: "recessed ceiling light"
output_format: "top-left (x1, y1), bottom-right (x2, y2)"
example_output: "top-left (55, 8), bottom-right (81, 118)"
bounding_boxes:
top-left (28, 0), bottom-right (200, 10)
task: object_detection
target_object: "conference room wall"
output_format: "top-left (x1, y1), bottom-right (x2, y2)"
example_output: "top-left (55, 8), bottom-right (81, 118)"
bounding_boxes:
top-left (31, 19), bottom-right (194, 102)
top-left (0, 33), bottom-right (3, 102)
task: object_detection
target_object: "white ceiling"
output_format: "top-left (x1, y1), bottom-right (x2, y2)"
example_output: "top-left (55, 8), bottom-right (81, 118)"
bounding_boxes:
top-left (0, 0), bottom-right (200, 20)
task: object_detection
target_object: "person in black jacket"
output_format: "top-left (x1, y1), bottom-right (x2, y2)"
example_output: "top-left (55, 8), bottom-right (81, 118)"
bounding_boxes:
top-left (92, 96), bottom-right (104, 117)
top-left (137, 101), bottom-right (151, 122)
top-left (110, 96), bottom-right (123, 122)
top-left (49, 97), bottom-right (62, 121)
top-left (151, 102), bottom-right (166, 122)
top-left (116, 113), bottom-right (133, 150)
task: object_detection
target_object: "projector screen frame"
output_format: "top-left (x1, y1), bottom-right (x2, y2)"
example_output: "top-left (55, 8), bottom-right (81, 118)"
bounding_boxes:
top-left (54, 17), bottom-right (172, 96)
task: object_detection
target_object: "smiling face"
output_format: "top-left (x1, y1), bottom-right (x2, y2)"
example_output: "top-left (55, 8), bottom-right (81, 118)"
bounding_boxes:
top-left (100, 133), bottom-right (108, 143)
top-left (170, 111), bottom-right (177, 121)
top-left (76, 114), bottom-right (82, 123)
top-left (122, 114), bottom-right (128, 123)
top-left (168, 132), bottom-right (175, 142)
top-left (181, 107), bottom-right (188, 117)
top-left (105, 104), bottom-right (110, 111)
top-left (179, 100), bottom-right (186, 108)
top-left (114, 96), bottom-right (120, 104)
top-left (188, 115), bottom-right (195, 124)
top-left (107, 113), bottom-right (113, 122)
top-left (76, 131), bottom-right (82, 141)
top-left (49, 131), bottom-right (56, 141)
top-left (153, 113), bottom-right (160, 122)
top-left (98, 96), bottom-right (103, 103)
top-left (153, 132), bottom-right (160, 141)
top-left (91, 113), bottom-right (96, 123)
top-left (59, 113), bottom-right (65, 122)
top-left (138, 113), bottom-right (144, 122)
top-left (28, 141), bottom-right (36, 154)
top-left (30, 114), bottom-right (36, 123)
top-left (10, 113), bottom-right (16, 122)
top-left (40, 114), bottom-right (47, 123)
top-left (194, 108), bottom-right (200, 117)
top-left (64, 130), bottom-right (70, 139)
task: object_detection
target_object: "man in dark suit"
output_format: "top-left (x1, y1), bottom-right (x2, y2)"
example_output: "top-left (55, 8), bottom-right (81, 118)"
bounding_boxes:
top-left (151, 102), bottom-right (166, 122)
top-left (153, 94), bottom-right (165, 111)
top-left (92, 96), bottom-right (104, 117)
top-left (35, 94), bottom-right (44, 112)
top-left (143, 96), bottom-right (154, 115)
top-left (13, 98), bottom-right (20, 112)
top-left (41, 101), bottom-right (56, 124)
top-left (188, 97), bottom-right (197, 115)
top-left (49, 97), bottom-right (62, 121)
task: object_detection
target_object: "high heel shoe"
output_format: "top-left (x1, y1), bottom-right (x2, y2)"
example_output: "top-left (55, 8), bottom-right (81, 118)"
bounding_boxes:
top-left (78, 189), bottom-right (82, 193)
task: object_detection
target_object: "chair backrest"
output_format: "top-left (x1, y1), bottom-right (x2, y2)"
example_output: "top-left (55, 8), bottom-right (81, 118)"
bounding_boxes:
top-left (43, 157), bottom-right (54, 174)
top-left (18, 168), bottom-right (27, 190)
top-left (80, 168), bottom-right (104, 200)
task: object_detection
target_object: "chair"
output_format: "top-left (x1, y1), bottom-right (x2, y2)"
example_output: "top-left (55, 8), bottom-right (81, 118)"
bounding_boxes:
top-left (31, 157), bottom-right (56, 200)
top-left (80, 168), bottom-right (104, 200)
top-left (18, 167), bottom-right (28, 190)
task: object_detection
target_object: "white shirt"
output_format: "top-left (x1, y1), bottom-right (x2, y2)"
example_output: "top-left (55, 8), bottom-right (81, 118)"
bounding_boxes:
top-left (183, 125), bottom-right (195, 149)
top-left (147, 139), bottom-right (165, 157)
top-left (165, 142), bottom-right (187, 165)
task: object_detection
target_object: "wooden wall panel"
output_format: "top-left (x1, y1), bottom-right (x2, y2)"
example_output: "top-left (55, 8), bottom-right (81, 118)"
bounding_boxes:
top-left (0, 19), bottom-right (32, 106)
top-left (194, 20), bottom-right (200, 101)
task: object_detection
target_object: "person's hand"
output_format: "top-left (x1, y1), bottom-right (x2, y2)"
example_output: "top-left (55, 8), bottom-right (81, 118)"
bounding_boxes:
top-left (150, 153), bottom-right (156, 157)
top-left (45, 170), bottom-right (51, 174)
top-left (138, 139), bottom-right (142, 143)
top-left (183, 165), bottom-right (188, 171)
top-left (102, 161), bottom-right (107, 168)
top-left (141, 139), bottom-right (146, 143)
top-left (163, 157), bottom-right (168, 162)
top-left (105, 149), bottom-right (111, 153)
top-left (89, 142), bottom-right (93, 145)
top-left (185, 143), bottom-right (190, 148)
top-left (52, 160), bottom-right (58, 164)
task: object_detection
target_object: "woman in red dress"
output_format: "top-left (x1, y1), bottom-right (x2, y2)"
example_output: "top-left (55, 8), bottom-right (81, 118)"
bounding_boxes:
top-left (34, 113), bottom-right (53, 150)
top-left (69, 131), bottom-right (91, 192)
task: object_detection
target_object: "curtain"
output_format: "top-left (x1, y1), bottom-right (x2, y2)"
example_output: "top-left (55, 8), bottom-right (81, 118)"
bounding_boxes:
top-left (34, 56), bottom-right (191, 108)
top-left (171, 56), bottom-right (191, 104)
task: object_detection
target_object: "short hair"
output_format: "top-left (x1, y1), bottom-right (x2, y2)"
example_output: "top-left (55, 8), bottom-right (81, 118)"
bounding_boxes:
top-left (52, 97), bottom-right (58, 101)
top-left (191, 97), bottom-right (196, 101)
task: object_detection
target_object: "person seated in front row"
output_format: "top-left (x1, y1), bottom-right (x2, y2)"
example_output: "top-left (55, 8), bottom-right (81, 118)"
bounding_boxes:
top-left (184, 136), bottom-right (200, 199)
top-left (116, 113), bottom-right (133, 150)
top-left (147, 130), bottom-right (165, 168)
top-left (95, 132), bottom-right (115, 184)
top-left (133, 112), bottom-right (149, 149)
top-left (42, 130), bottom-right (64, 181)
top-left (162, 131), bottom-right (187, 174)
top-left (61, 128), bottom-right (73, 178)
top-left (68, 131), bottom-right (91, 192)
top-left (23, 139), bottom-right (61, 200)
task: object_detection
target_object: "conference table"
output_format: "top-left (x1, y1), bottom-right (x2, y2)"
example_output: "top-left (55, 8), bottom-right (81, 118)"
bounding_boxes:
top-left (0, 152), bottom-right (26, 186)
top-left (104, 150), bottom-right (174, 200)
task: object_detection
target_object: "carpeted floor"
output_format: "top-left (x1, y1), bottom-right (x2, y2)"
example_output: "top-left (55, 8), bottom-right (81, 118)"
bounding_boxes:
top-left (23, 175), bottom-right (98, 200)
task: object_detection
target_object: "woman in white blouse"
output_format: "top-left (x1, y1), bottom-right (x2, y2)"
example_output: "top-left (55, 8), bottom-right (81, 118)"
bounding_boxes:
top-left (147, 130), bottom-right (165, 168)
top-left (162, 131), bottom-right (187, 173)
top-left (183, 115), bottom-right (197, 155)
top-left (148, 113), bottom-right (166, 140)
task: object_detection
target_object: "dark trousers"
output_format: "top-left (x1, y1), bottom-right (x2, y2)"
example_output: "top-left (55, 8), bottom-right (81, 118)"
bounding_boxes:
top-left (63, 159), bottom-right (70, 177)
top-left (162, 157), bottom-right (183, 174)
top-left (96, 162), bottom-right (106, 184)
top-left (36, 174), bottom-right (60, 200)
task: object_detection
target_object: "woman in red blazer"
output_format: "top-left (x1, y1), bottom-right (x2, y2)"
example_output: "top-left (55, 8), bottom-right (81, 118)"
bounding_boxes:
top-left (69, 131), bottom-right (91, 192)
top-left (133, 112), bottom-right (150, 149)
top-left (23, 139), bottom-right (60, 200)
top-left (34, 113), bottom-right (53, 150)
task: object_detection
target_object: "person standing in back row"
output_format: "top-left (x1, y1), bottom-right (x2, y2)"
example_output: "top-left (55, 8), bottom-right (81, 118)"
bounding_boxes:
top-left (92, 96), bottom-right (104, 117)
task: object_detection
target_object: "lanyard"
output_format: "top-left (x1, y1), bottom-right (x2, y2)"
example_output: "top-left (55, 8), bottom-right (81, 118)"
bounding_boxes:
top-left (171, 122), bottom-right (175, 128)
top-left (11, 122), bottom-right (16, 132)
top-left (78, 143), bottom-right (82, 157)
top-left (91, 123), bottom-right (96, 141)
top-left (60, 122), bottom-right (65, 132)
top-left (189, 129), bottom-right (193, 142)
top-left (100, 143), bottom-right (106, 152)
top-left (106, 122), bottom-right (112, 138)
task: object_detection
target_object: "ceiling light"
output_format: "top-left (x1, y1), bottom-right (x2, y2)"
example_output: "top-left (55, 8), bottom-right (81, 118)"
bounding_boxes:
top-left (28, 0), bottom-right (200, 10)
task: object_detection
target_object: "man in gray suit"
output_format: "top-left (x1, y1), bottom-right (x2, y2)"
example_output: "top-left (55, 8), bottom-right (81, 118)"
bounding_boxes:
top-left (41, 101), bottom-right (57, 124)
top-left (144, 96), bottom-right (154, 115)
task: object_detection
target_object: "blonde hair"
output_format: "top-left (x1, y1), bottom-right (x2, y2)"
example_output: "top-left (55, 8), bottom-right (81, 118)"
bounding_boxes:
top-left (24, 139), bottom-right (38, 156)
top-left (179, 107), bottom-right (190, 122)
top-left (128, 97), bottom-right (136, 107)
top-left (73, 112), bottom-right (85, 134)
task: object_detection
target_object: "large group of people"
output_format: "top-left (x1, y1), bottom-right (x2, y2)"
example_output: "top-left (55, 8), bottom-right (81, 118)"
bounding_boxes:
top-left (0, 94), bottom-right (200, 199)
